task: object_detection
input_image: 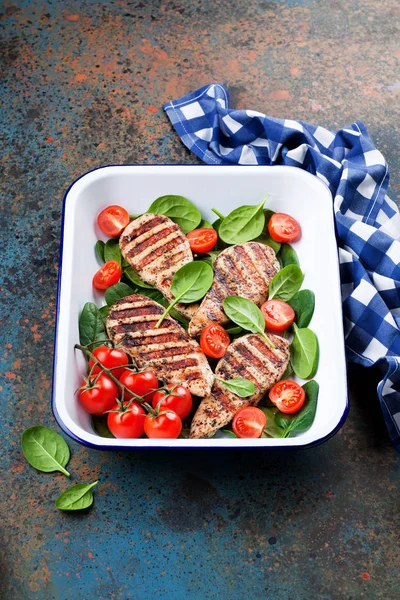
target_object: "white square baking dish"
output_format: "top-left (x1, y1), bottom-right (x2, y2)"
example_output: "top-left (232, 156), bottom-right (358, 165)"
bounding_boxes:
top-left (52, 165), bottom-right (348, 448)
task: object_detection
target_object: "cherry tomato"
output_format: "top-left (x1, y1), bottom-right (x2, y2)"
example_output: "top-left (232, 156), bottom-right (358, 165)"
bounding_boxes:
top-left (78, 373), bottom-right (118, 415)
top-left (89, 346), bottom-right (129, 379)
top-left (269, 379), bottom-right (305, 414)
top-left (200, 324), bottom-right (230, 359)
top-left (152, 384), bottom-right (192, 420)
top-left (97, 205), bottom-right (130, 237)
top-left (268, 213), bottom-right (301, 243)
top-left (186, 228), bottom-right (218, 253)
top-left (232, 406), bottom-right (267, 438)
top-left (119, 370), bottom-right (158, 401)
top-left (144, 410), bottom-right (182, 439)
top-left (93, 260), bottom-right (121, 290)
top-left (107, 402), bottom-right (146, 438)
top-left (261, 299), bottom-right (295, 333)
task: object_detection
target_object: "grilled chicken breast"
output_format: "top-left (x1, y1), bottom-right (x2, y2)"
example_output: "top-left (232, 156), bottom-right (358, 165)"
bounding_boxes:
top-left (119, 213), bottom-right (197, 319)
top-left (188, 242), bottom-right (279, 337)
top-left (190, 333), bottom-right (290, 438)
top-left (106, 293), bottom-right (213, 397)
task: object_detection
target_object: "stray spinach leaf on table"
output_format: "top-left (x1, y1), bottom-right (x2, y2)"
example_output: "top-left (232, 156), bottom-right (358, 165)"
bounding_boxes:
top-left (104, 239), bottom-right (122, 265)
top-left (268, 265), bottom-right (304, 302)
top-left (223, 296), bottom-right (275, 348)
top-left (105, 283), bottom-right (135, 306)
top-left (148, 195), bottom-right (201, 233)
top-left (55, 481), bottom-right (99, 511)
top-left (291, 324), bottom-right (319, 379)
top-left (289, 290), bottom-right (315, 328)
top-left (21, 426), bottom-right (71, 477)
top-left (156, 262), bottom-right (213, 327)
top-left (79, 302), bottom-right (108, 347)
top-left (218, 197), bottom-right (267, 245)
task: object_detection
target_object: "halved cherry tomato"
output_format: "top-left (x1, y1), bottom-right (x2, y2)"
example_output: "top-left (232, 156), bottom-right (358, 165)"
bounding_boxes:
top-left (93, 260), bottom-right (121, 290)
top-left (144, 410), bottom-right (182, 439)
top-left (269, 379), bottom-right (305, 414)
top-left (232, 406), bottom-right (267, 438)
top-left (268, 213), bottom-right (301, 243)
top-left (107, 402), bottom-right (146, 438)
top-left (261, 299), bottom-right (295, 333)
top-left (119, 370), bottom-right (158, 401)
top-left (186, 228), bottom-right (218, 253)
top-left (200, 324), bottom-right (230, 359)
top-left (152, 384), bottom-right (192, 420)
top-left (89, 345), bottom-right (130, 379)
top-left (97, 205), bottom-right (130, 237)
top-left (78, 373), bottom-right (118, 415)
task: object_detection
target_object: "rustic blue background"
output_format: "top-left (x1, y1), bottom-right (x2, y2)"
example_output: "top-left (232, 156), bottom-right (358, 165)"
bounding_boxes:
top-left (1, 1), bottom-right (399, 599)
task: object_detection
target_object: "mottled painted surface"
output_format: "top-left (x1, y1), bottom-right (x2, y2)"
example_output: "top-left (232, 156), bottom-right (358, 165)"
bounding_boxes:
top-left (0, 0), bottom-right (399, 599)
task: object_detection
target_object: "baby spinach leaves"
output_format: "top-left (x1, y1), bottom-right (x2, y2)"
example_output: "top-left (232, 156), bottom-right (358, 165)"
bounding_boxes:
top-left (279, 243), bottom-right (299, 267)
top-left (254, 210), bottom-right (281, 254)
top-left (291, 324), bottom-right (319, 379)
top-left (275, 381), bottom-right (319, 438)
top-left (156, 262), bottom-right (213, 327)
top-left (148, 195), bottom-right (201, 233)
top-left (79, 303), bottom-right (108, 347)
top-left (55, 481), bottom-right (98, 511)
top-left (104, 239), bottom-right (122, 265)
top-left (218, 197), bottom-right (267, 245)
top-left (215, 377), bottom-right (256, 398)
top-left (223, 296), bottom-right (274, 348)
top-left (124, 266), bottom-right (154, 289)
top-left (91, 415), bottom-right (115, 438)
top-left (289, 290), bottom-right (315, 328)
top-left (95, 240), bottom-right (105, 264)
top-left (268, 265), bottom-right (304, 302)
top-left (105, 282), bottom-right (135, 306)
top-left (21, 426), bottom-right (71, 477)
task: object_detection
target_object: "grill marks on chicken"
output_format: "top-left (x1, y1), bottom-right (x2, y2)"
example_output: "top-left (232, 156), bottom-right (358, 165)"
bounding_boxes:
top-left (188, 242), bottom-right (280, 337)
top-left (106, 294), bottom-right (214, 397)
top-left (119, 213), bottom-right (197, 319)
top-left (189, 333), bottom-right (290, 438)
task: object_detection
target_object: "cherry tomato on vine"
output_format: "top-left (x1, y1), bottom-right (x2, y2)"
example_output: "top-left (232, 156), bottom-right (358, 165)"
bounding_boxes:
top-left (261, 299), bottom-right (295, 333)
top-left (78, 373), bottom-right (118, 415)
top-left (107, 402), bottom-right (146, 438)
top-left (200, 323), bottom-right (230, 359)
top-left (144, 410), bottom-right (182, 439)
top-left (97, 205), bottom-right (130, 237)
top-left (268, 213), bottom-right (301, 243)
top-left (93, 260), bottom-right (121, 290)
top-left (89, 346), bottom-right (129, 379)
top-left (269, 379), bottom-right (305, 414)
top-left (119, 370), bottom-right (158, 401)
top-left (186, 228), bottom-right (218, 253)
top-left (232, 406), bottom-right (267, 438)
top-left (152, 384), bottom-right (192, 420)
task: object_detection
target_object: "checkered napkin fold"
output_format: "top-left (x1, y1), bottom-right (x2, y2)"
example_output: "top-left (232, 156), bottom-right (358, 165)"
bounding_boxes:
top-left (163, 83), bottom-right (400, 451)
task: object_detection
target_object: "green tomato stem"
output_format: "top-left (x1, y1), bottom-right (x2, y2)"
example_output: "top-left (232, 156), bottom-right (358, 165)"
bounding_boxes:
top-left (211, 208), bottom-right (225, 220)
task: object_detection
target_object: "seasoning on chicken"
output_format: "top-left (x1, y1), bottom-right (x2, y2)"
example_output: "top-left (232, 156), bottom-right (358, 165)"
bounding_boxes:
top-left (189, 333), bottom-right (290, 438)
top-left (119, 213), bottom-right (197, 319)
top-left (188, 242), bottom-right (279, 337)
top-left (106, 294), bottom-right (213, 397)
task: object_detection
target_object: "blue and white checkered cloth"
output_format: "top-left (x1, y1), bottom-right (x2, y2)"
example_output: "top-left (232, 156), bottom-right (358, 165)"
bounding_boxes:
top-left (163, 83), bottom-right (400, 451)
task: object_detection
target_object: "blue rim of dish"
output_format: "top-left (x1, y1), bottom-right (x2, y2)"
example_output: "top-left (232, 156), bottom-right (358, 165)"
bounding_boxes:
top-left (51, 164), bottom-right (349, 450)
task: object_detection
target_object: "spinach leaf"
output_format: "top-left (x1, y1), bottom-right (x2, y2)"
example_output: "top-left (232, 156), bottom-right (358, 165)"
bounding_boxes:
top-left (254, 210), bottom-right (281, 254)
top-left (197, 250), bottom-right (221, 267)
top-left (279, 243), bottom-right (299, 267)
top-left (212, 218), bottom-right (227, 250)
top-left (104, 239), bottom-right (122, 265)
top-left (79, 302), bottom-right (107, 347)
top-left (268, 265), bottom-right (304, 302)
top-left (148, 195), bottom-right (201, 233)
top-left (213, 429), bottom-right (238, 439)
top-left (55, 481), bottom-right (98, 511)
top-left (124, 266), bottom-right (154, 289)
top-left (95, 240), bottom-right (105, 264)
top-left (198, 219), bottom-right (213, 229)
top-left (275, 412), bottom-right (292, 430)
top-left (225, 326), bottom-right (245, 335)
top-left (98, 305), bottom-right (110, 324)
top-left (179, 428), bottom-right (190, 439)
top-left (281, 361), bottom-right (294, 379)
top-left (91, 415), bottom-right (115, 438)
top-left (223, 296), bottom-right (274, 348)
top-left (291, 324), bottom-right (319, 379)
top-left (21, 426), bottom-right (70, 476)
top-left (156, 262), bottom-right (213, 327)
top-left (218, 197), bottom-right (267, 245)
top-left (289, 290), bottom-right (315, 328)
top-left (260, 407), bottom-right (285, 438)
top-left (215, 377), bottom-right (255, 398)
top-left (105, 283), bottom-right (135, 306)
top-left (278, 380), bottom-right (319, 437)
